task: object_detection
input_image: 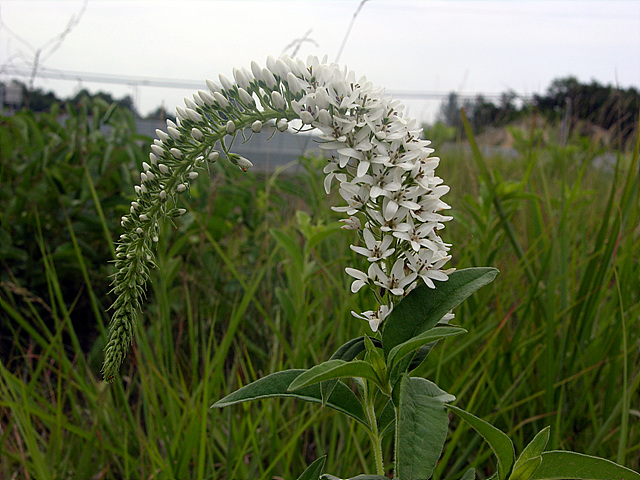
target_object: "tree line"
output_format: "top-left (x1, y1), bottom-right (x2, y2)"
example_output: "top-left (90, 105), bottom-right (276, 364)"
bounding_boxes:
top-left (436, 76), bottom-right (639, 147)
top-left (2, 76), bottom-right (639, 145)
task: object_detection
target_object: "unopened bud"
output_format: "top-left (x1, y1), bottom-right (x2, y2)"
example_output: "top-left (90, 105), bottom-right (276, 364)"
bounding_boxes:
top-left (251, 120), bottom-right (262, 133)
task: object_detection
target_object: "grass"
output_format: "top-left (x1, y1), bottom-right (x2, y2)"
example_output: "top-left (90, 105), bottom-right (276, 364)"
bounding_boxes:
top-left (1, 102), bottom-right (638, 479)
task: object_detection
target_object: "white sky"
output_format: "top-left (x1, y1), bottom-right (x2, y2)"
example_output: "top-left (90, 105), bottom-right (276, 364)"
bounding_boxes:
top-left (1, 0), bottom-right (639, 123)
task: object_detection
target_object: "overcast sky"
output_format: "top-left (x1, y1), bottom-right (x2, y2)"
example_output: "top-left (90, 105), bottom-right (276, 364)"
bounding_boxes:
top-left (1, 0), bottom-right (639, 123)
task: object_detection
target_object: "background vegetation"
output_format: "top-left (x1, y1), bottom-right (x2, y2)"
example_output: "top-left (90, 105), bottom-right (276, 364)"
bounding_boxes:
top-left (0, 83), bottom-right (638, 479)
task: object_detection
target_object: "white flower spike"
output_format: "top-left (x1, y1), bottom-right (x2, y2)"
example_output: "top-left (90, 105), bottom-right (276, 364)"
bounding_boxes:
top-left (103, 55), bottom-right (453, 380)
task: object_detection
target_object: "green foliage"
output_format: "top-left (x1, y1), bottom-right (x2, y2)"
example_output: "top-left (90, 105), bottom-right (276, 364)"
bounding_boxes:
top-left (1, 101), bottom-right (638, 479)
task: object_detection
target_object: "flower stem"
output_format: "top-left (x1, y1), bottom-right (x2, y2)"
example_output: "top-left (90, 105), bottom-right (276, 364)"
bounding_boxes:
top-left (364, 381), bottom-right (385, 476)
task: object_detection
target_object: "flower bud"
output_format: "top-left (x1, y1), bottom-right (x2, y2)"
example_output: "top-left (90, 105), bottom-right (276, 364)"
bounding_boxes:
top-left (233, 67), bottom-right (249, 90)
top-left (186, 108), bottom-right (202, 122)
top-left (191, 127), bottom-right (203, 141)
top-left (251, 120), bottom-right (262, 133)
top-left (188, 171), bottom-right (199, 180)
top-left (149, 152), bottom-right (158, 165)
top-left (140, 172), bottom-right (148, 183)
top-left (155, 129), bottom-right (170, 142)
top-left (176, 183), bottom-right (187, 193)
top-left (176, 106), bottom-right (187, 120)
top-left (274, 58), bottom-right (290, 79)
top-left (167, 126), bottom-right (181, 140)
top-left (208, 151), bottom-right (219, 162)
top-left (192, 92), bottom-right (205, 107)
top-left (238, 88), bottom-right (255, 107)
top-left (262, 68), bottom-right (277, 89)
top-left (206, 79), bottom-right (221, 94)
top-left (236, 156), bottom-right (253, 171)
top-left (276, 118), bottom-right (288, 132)
top-left (170, 148), bottom-right (183, 159)
top-left (213, 92), bottom-right (228, 109)
top-left (159, 190), bottom-right (166, 201)
top-left (218, 73), bottom-right (233, 91)
top-left (198, 89), bottom-right (215, 105)
top-left (142, 162), bottom-right (151, 172)
top-left (158, 163), bottom-right (169, 174)
top-left (184, 97), bottom-right (198, 110)
top-left (250, 61), bottom-right (263, 83)
top-left (226, 121), bottom-right (236, 134)
top-left (139, 214), bottom-right (148, 222)
top-left (271, 91), bottom-right (286, 110)
top-left (286, 72), bottom-right (302, 94)
top-left (150, 144), bottom-right (164, 157)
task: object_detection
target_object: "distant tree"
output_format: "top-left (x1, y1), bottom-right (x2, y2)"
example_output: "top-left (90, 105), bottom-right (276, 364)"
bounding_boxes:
top-left (143, 105), bottom-right (175, 123)
top-left (534, 76), bottom-right (640, 146)
top-left (69, 89), bottom-right (138, 116)
top-left (438, 92), bottom-right (462, 128)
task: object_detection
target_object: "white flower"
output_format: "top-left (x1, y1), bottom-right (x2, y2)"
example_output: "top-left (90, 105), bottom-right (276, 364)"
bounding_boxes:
top-left (371, 258), bottom-right (417, 296)
top-left (332, 183), bottom-right (370, 216)
top-left (351, 303), bottom-right (393, 332)
top-left (350, 228), bottom-right (395, 262)
top-left (345, 264), bottom-right (376, 293)
top-left (406, 249), bottom-right (452, 289)
top-left (393, 216), bottom-right (439, 252)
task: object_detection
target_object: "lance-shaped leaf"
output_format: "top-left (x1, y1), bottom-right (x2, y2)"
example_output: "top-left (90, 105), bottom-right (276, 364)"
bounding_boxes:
top-left (212, 369), bottom-right (367, 426)
top-left (322, 476), bottom-right (390, 480)
top-left (382, 268), bottom-right (498, 358)
top-left (530, 451), bottom-right (640, 479)
top-left (322, 337), bottom-right (383, 405)
top-left (447, 404), bottom-right (515, 480)
top-left (509, 427), bottom-right (550, 480)
top-left (288, 359), bottom-right (382, 392)
top-left (461, 468), bottom-right (476, 480)
top-left (511, 457), bottom-right (542, 480)
top-left (387, 325), bottom-right (466, 372)
top-left (297, 456), bottom-right (327, 480)
top-left (395, 375), bottom-right (452, 480)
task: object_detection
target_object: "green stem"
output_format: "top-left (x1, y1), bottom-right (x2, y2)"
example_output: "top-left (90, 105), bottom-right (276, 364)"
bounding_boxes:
top-left (364, 381), bottom-right (385, 476)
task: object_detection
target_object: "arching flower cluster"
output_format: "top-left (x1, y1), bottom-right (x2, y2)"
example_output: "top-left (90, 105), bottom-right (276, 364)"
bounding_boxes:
top-left (102, 55), bottom-right (453, 380)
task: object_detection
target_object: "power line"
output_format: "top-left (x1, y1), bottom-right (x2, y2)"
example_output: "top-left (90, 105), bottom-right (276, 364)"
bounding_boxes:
top-left (1, 66), bottom-right (533, 103)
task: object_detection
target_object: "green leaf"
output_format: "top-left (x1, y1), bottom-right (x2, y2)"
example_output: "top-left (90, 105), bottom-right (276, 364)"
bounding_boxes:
top-left (447, 404), bottom-right (515, 480)
top-left (461, 468), bottom-right (476, 480)
top-left (513, 426), bottom-right (550, 472)
top-left (378, 399), bottom-right (396, 438)
top-left (395, 375), bottom-right (450, 480)
top-left (270, 227), bottom-right (304, 270)
top-left (387, 325), bottom-right (466, 371)
top-left (297, 456), bottom-right (327, 480)
top-left (531, 451), bottom-right (640, 479)
top-left (364, 336), bottom-right (387, 386)
top-left (382, 268), bottom-right (499, 358)
top-left (288, 359), bottom-right (382, 392)
top-left (321, 476), bottom-right (390, 480)
top-left (510, 457), bottom-right (542, 480)
top-left (321, 336), bottom-right (380, 406)
top-left (212, 369), bottom-right (368, 426)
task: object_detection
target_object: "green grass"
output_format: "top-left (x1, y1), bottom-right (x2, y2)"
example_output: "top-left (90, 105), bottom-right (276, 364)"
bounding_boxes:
top-left (1, 102), bottom-right (638, 479)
